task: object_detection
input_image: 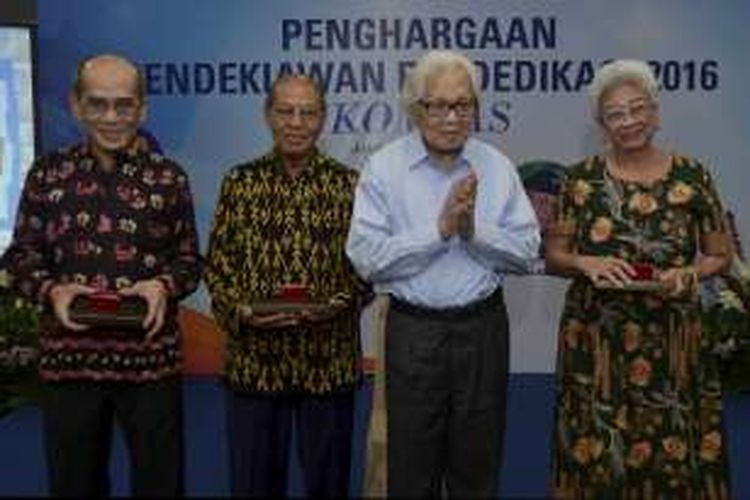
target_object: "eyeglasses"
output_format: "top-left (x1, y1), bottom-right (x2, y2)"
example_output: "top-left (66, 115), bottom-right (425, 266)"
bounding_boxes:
top-left (271, 105), bottom-right (322, 123)
top-left (80, 96), bottom-right (141, 119)
top-left (419, 99), bottom-right (475, 119)
top-left (600, 100), bottom-right (654, 127)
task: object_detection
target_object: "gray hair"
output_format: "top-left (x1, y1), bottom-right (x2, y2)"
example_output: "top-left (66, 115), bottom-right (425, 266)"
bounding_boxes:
top-left (265, 73), bottom-right (327, 113)
top-left (401, 50), bottom-right (480, 120)
top-left (588, 59), bottom-right (659, 117)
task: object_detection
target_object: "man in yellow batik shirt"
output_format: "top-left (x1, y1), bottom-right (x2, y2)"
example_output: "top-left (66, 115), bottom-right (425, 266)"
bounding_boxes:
top-left (205, 74), bottom-right (366, 498)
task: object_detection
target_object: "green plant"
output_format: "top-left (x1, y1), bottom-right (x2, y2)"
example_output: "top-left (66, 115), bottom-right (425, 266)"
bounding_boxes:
top-left (0, 268), bottom-right (41, 417)
top-left (701, 255), bottom-right (750, 392)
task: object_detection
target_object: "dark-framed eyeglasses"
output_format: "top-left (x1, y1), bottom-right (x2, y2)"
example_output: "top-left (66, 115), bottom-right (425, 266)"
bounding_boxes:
top-left (418, 99), bottom-right (475, 119)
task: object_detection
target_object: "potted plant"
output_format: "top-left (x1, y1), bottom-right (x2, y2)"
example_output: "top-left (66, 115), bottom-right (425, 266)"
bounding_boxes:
top-left (0, 268), bottom-right (41, 418)
top-left (702, 254), bottom-right (750, 393)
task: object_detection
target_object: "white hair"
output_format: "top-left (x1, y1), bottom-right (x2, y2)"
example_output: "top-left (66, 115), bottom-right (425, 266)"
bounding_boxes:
top-left (401, 50), bottom-right (480, 120)
top-left (588, 59), bottom-right (659, 117)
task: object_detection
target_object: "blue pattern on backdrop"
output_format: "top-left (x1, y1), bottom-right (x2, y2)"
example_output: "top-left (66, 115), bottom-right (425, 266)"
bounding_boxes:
top-left (0, 60), bottom-right (20, 229)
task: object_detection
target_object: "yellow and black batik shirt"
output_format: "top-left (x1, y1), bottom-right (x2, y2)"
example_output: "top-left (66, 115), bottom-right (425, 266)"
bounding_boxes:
top-left (205, 150), bottom-right (364, 394)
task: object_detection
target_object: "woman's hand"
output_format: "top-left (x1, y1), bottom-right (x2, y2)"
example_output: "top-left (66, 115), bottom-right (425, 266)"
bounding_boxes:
top-left (575, 255), bottom-right (636, 288)
top-left (658, 266), bottom-right (698, 298)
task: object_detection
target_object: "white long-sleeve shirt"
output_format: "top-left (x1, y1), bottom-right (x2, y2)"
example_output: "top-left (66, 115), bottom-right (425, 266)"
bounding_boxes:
top-left (346, 132), bottom-right (541, 308)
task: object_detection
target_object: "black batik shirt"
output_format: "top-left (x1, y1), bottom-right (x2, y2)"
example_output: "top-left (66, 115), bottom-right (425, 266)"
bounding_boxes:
top-left (5, 143), bottom-right (201, 382)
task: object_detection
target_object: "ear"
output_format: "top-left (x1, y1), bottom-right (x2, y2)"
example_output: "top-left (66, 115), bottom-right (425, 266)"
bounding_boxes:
top-left (264, 106), bottom-right (274, 129)
top-left (314, 108), bottom-right (326, 136)
top-left (596, 115), bottom-right (614, 139)
top-left (412, 106), bottom-right (428, 132)
top-left (69, 91), bottom-right (84, 121)
top-left (137, 101), bottom-right (148, 126)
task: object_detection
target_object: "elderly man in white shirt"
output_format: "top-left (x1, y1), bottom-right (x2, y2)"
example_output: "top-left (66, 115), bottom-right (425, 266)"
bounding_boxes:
top-left (346, 50), bottom-right (540, 497)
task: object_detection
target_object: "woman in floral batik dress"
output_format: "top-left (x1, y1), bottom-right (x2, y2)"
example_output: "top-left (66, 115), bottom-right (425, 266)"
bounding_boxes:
top-left (546, 60), bottom-right (732, 499)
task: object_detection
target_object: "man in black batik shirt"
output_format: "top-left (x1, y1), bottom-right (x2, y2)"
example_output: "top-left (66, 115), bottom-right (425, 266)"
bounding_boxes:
top-left (4, 54), bottom-right (201, 496)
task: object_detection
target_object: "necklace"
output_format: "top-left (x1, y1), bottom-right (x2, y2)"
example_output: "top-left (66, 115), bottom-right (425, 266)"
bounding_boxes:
top-left (605, 150), bottom-right (672, 186)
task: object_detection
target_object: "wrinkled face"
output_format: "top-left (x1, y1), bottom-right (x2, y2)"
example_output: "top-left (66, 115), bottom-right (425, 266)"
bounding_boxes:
top-left (266, 79), bottom-right (325, 162)
top-left (415, 68), bottom-right (476, 161)
top-left (70, 59), bottom-right (146, 158)
top-left (598, 81), bottom-right (659, 153)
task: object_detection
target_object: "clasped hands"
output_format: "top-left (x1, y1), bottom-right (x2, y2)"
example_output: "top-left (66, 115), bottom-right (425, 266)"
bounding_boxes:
top-left (48, 278), bottom-right (169, 340)
top-left (438, 170), bottom-right (477, 240)
top-left (576, 255), bottom-right (697, 297)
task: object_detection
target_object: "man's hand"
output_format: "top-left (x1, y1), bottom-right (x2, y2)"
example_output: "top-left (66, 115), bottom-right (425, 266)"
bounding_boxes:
top-left (120, 279), bottom-right (168, 340)
top-left (237, 296), bottom-right (349, 330)
top-left (456, 171), bottom-right (477, 239)
top-left (298, 297), bottom-right (348, 324)
top-left (49, 283), bottom-right (96, 331)
top-left (438, 171), bottom-right (477, 240)
top-left (237, 305), bottom-right (301, 329)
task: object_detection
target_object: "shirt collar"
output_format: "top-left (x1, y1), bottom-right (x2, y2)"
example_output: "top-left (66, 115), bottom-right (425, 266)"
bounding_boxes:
top-left (71, 140), bottom-right (147, 172)
top-left (404, 130), bottom-right (472, 172)
top-left (269, 147), bottom-right (322, 180)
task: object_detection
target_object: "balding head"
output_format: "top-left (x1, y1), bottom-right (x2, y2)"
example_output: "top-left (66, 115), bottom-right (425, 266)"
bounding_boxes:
top-left (73, 54), bottom-right (146, 102)
top-left (69, 54), bottom-right (148, 167)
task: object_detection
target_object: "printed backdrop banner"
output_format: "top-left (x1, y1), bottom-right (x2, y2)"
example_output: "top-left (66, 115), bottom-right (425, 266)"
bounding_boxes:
top-left (29, 0), bottom-right (750, 373)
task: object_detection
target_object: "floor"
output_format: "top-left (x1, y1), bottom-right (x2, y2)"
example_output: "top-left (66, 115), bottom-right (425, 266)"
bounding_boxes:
top-left (1, 375), bottom-right (748, 497)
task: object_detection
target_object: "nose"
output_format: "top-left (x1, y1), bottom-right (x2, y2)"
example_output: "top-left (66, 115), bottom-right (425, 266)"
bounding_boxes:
top-left (621, 111), bottom-right (638, 126)
top-left (444, 108), bottom-right (460, 121)
top-left (287, 109), bottom-right (305, 126)
top-left (101, 103), bottom-right (120, 122)
top-left (289, 114), bottom-right (303, 126)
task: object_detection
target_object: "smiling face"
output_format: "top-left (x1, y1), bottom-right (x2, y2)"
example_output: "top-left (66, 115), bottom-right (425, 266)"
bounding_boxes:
top-left (598, 81), bottom-right (660, 154)
top-left (414, 67), bottom-right (476, 166)
top-left (70, 57), bottom-right (146, 165)
top-left (265, 77), bottom-right (325, 167)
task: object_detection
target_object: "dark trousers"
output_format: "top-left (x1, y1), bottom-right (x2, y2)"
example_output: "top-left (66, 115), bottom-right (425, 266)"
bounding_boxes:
top-left (41, 377), bottom-right (184, 497)
top-left (227, 390), bottom-right (354, 497)
top-left (386, 289), bottom-right (510, 498)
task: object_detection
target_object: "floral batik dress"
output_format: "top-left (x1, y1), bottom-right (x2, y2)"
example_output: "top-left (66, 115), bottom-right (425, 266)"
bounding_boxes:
top-left (551, 155), bottom-right (731, 499)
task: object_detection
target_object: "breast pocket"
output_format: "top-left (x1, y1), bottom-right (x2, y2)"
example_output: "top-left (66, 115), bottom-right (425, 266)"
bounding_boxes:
top-left (132, 189), bottom-right (174, 252)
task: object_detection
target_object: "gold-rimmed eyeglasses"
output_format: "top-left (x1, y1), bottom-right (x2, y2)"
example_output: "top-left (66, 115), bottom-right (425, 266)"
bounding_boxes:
top-left (600, 100), bottom-right (655, 127)
top-left (80, 96), bottom-right (142, 119)
top-left (271, 105), bottom-right (322, 123)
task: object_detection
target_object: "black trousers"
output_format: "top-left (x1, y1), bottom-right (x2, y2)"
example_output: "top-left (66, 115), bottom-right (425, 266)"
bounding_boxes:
top-left (386, 288), bottom-right (509, 498)
top-left (227, 390), bottom-right (355, 497)
top-left (41, 377), bottom-right (184, 497)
